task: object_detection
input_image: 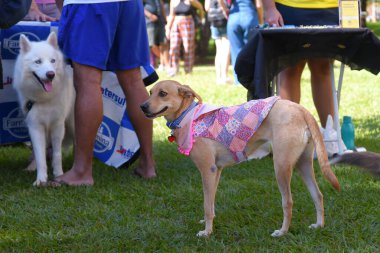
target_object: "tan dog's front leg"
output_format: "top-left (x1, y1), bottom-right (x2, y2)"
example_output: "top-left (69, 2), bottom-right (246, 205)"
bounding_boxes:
top-left (196, 164), bottom-right (221, 237)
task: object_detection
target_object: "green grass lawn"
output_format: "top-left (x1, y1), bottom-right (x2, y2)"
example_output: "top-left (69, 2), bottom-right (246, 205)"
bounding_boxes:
top-left (367, 22), bottom-right (380, 36)
top-left (1, 42), bottom-right (380, 251)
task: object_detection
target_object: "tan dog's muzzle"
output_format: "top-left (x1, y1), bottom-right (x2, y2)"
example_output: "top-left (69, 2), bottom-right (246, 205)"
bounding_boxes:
top-left (140, 102), bottom-right (168, 119)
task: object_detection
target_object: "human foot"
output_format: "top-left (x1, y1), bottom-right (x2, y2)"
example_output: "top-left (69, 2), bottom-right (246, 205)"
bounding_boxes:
top-left (134, 154), bottom-right (156, 179)
top-left (49, 169), bottom-right (94, 186)
top-left (133, 167), bottom-right (156, 179)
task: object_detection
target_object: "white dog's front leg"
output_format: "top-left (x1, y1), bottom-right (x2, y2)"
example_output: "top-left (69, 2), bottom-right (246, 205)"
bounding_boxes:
top-left (28, 126), bottom-right (48, 186)
top-left (51, 124), bottom-right (65, 177)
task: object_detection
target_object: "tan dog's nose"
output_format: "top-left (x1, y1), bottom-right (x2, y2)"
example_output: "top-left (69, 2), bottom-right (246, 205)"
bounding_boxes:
top-left (140, 102), bottom-right (149, 113)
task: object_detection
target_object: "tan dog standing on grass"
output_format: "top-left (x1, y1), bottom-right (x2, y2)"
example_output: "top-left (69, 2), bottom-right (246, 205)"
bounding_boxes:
top-left (141, 80), bottom-right (340, 237)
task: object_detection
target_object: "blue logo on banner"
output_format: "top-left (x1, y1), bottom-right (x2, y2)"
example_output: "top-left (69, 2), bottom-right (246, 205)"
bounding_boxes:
top-left (101, 87), bottom-right (126, 108)
top-left (1, 25), bottom-right (51, 60)
top-left (0, 102), bottom-right (30, 144)
top-left (94, 117), bottom-right (117, 161)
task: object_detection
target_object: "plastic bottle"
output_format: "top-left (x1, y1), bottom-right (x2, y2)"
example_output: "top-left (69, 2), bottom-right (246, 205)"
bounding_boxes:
top-left (341, 116), bottom-right (355, 150)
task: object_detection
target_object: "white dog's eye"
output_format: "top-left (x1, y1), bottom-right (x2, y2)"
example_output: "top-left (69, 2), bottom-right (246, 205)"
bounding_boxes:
top-left (159, 90), bottom-right (167, 97)
top-left (35, 59), bottom-right (42, 64)
top-left (51, 59), bottom-right (56, 63)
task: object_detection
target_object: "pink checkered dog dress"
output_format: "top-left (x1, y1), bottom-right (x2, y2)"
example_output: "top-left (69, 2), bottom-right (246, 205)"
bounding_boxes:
top-left (168, 96), bottom-right (280, 162)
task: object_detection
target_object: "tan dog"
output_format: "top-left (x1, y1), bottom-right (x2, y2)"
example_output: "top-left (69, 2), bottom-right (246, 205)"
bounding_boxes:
top-left (141, 80), bottom-right (340, 237)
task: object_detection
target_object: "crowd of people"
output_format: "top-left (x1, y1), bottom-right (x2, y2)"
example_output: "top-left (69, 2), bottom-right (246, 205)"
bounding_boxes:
top-left (16, 0), bottom-right (340, 186)
top-left (144, 0), bottom-right (262, 83)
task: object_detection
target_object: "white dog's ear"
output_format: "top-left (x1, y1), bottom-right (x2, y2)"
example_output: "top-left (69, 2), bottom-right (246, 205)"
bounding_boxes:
top-left (19, 34), bottom-right (31, 54)
top-left (47, 32), bottom-right (58, 49)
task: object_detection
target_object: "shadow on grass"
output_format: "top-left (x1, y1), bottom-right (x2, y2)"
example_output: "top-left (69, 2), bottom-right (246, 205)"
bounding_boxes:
top-left (353, 115), bottom-right (380, 151)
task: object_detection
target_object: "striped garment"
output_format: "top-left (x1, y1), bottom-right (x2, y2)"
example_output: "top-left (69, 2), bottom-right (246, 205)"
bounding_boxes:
top-left (169, 15), bottom-right (195, 74)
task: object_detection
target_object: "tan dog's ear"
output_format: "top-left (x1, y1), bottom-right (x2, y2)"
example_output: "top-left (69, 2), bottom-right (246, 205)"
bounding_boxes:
top-left (178, 85), bottom-right (203, 104)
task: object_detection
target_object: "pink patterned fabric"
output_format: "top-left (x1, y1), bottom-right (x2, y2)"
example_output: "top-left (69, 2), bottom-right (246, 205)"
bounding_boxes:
top-left (172, 103), bottom-right (222, 155)
top-left (172, 96), bottom-right (280, 162)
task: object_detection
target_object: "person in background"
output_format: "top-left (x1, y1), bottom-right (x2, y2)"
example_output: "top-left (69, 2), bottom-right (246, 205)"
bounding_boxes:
top-left (166, 0), bottom-right (205, 77)
top-left (144, 0), bottom-right (167, 68)
top-left (158, 0), bottom-right (171, 72)
top-left (51, 0), bottom-right (156, 186)
top-left (205, 0), bottom-right (231, 84)
top-left (219, 0), bottom-right (262, 84)
top-left (24, 0), bottom-right (60, 21)
top-left (262, 0), bottom-right (338, 127)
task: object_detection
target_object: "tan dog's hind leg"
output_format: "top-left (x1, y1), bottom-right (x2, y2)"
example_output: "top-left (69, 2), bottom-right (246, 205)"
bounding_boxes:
top-left (272, 156), bottom-right (294, 237)
top-left (296, 142), bottom-right (324, 229)
top-left (270, 125), bottom-right (307, 237)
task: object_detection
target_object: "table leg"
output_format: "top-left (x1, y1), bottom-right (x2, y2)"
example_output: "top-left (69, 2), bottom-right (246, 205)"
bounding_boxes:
top-left (330, 62), bottom-right (344, 154)
top-left (337, 62), bottom-right (345, 107)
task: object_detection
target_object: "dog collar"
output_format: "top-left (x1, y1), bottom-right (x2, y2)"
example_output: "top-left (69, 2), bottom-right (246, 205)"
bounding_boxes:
top-left (166, 101), bottom-right (198, 130)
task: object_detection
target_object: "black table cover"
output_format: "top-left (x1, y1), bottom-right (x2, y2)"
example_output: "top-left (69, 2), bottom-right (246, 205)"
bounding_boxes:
top-left (235, 27), bottom-right (380, 99)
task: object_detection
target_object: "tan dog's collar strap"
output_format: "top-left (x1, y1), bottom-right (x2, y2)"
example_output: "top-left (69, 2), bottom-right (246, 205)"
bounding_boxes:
top-left (166, 101), bottom-right (198, 129)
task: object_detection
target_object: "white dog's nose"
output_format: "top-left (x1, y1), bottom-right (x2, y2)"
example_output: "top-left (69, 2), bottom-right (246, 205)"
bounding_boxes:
top-left (46, 71), bottom-right (55, 80)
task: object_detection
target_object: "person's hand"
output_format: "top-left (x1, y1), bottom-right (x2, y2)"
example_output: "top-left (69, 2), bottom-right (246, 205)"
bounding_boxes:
top-left (149, 14), bottom-right (158, 22)
top-left (264, 7), bottom-right (283, 27)
top-left (28, 8), bottom-right (57, 22)
top-left (222, 8), bottom-right (229, 19)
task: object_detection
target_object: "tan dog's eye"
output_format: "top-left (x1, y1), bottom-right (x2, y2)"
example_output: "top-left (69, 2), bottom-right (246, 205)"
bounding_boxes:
top-left (159, 90), bottom-right (167, 97)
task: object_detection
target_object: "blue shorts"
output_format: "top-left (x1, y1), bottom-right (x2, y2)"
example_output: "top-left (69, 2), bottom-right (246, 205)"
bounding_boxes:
top-left (276, 3), bottom-right (339, 26)
top-left (210, 26), bottom-right (227, 39)
top-left (58, 1), bottom-right (150, 71)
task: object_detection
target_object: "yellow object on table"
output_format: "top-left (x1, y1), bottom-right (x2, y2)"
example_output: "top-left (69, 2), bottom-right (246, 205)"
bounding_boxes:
top-left (339, 0), bottom-right (361, 28)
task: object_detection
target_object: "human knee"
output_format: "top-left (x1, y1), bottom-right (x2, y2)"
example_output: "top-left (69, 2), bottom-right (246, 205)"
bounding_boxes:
top-left (308, 59), bottom-right (331, 75)
top-left (116, 68), bottom-right (141, 85)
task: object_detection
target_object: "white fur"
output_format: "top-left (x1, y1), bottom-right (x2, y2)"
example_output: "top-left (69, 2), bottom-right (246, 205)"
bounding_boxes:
top-left (13, 32), bottom-right (75, 186)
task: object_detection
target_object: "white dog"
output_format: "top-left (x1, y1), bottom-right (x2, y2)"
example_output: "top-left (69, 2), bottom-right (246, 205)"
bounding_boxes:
top-left (13, 32), bottom-right (75, 186)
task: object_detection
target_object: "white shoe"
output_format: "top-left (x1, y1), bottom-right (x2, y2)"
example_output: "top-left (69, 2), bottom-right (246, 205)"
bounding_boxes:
top-left (157, 64), bottom-right (165, 71)
top-left (167, 68), bottom-right (177, 77)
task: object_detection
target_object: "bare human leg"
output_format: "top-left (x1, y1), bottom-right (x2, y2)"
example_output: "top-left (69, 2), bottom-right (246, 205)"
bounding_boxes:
top-left (221, 36), bottom-right (230, 83)
top-left (308, 58), bottom-right (334, 128)
top-left (53, 62), bottom-right (103, 186)
top-left (214, 38), bottom-right (222, 83)
top-left (159, 42), bottom-right (169, 70)
top-left (278, 60), bottom-right (306, 103)
top-left (116, 68), bottom-right (156, 178)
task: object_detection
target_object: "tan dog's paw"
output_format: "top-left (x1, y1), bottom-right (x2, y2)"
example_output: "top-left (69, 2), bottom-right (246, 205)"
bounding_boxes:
top-left (271, 229), bottom-right (287, 237)
top-left (308, 223), bottom-right (323, 229)
top-left (197, 230), bottom-right (212, 237)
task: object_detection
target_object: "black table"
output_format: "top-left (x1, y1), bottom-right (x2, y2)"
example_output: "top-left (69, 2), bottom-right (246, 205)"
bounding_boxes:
top-left (235, 27), bottom-right (380, 99)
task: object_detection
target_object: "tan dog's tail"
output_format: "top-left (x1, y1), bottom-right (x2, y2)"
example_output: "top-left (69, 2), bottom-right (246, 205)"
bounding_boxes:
top-left (304, 110), bottom-right (341, 191)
